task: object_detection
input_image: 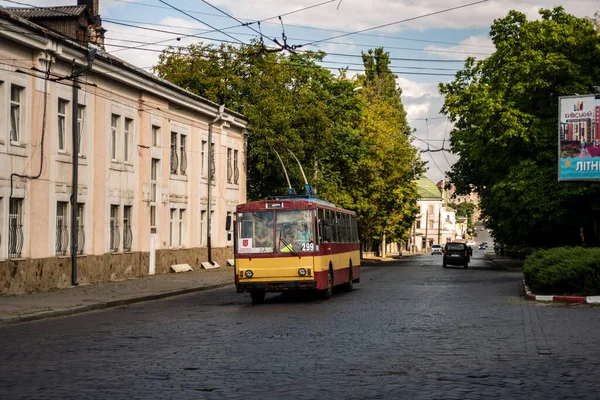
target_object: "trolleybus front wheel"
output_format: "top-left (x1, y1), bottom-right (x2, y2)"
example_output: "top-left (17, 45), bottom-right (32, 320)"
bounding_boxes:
top-left (250, 290), bottom-right (266, 304)
top-left (322, 267), bottom-right (333, 299)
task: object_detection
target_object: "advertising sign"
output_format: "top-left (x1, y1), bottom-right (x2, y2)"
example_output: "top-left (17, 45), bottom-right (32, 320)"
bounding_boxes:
top-left (558, 95), bottom-right (600, 181)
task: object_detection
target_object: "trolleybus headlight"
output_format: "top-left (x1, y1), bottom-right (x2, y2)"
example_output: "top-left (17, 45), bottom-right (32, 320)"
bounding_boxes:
top-left (298, 268), bottom-right (307, 276)
top-left (245, 270), bottom-right (254, 278)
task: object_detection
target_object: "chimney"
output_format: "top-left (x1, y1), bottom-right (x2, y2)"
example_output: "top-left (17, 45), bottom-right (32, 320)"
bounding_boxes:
top-left (77, 0), bottom-right (99, 17)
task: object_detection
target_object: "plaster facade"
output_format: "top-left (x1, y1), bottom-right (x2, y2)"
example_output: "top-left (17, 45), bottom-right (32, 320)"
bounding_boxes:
top-left (0, 10), bottom-right (247, 294)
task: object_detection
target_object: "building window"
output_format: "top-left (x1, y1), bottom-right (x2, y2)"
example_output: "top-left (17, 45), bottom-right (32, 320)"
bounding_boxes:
top-left (10, 85), bottom-right (23, 144)
top-left (200, 210), bottom-right (206, 247)
top-left (227, 148), bottom-right (232, 183)
top-left (201, 140), bottom-right (207, 177)
top-left (123, 205), bottom-right (132, 251)
top-left (178, 209), bottom-right (185, 248)
top-left (179, 135), bottom-right (187, 175)
top-left (170, 132), bottom-right (178, 174)
top-left (58, 99), bottom-right (68, 152)
top-left (124, 118), bottom-right (132, 163)
top-left (110, 205), bottom-right (120, 252)
top-left (8, 199), bottom-right (23, 258)
top-left (55, 201), bottom-right (69, 255)
top-left (111, 114), bottom-right (119, 161)
top-left (169, 208), bottom-right (176, 247)
top-left (233, 149), bottom-right (239, 184)
top-left (77, 105), bottom-right (85, 156)
top-left (152, 125), bottom-right (160, 147)
top-left (150, 158), bottom-right (159, 232)
top-left (77, 203), bottom-right (85, 255)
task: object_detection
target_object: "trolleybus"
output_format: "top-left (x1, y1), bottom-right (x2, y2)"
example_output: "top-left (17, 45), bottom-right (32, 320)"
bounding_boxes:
top-left (232, 190), bottom-right (360, 303)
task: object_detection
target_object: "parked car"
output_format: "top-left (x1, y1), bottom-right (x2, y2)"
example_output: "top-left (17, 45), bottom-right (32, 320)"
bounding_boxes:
top-left (443, 242), bottom-right (470, 268)
top-left (466, 240), bottom-right (476, 247)
top-left (431, 244), bottom-right (443, 255)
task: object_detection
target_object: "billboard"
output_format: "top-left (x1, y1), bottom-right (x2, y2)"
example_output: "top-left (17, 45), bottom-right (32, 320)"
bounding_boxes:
top-left (558, 94), bottom-right (600, 181)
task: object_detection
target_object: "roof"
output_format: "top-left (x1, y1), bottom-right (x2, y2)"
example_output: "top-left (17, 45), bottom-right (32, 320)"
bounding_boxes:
top-left (0, 8), bottom-right (247, 124)
top-left (6, 6), bottom-right (87, 19)
top-left (416, 176), bottom-right (442, 200)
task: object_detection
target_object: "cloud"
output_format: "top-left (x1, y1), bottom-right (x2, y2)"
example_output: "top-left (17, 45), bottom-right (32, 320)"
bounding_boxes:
top-left (397, 76), bottom-right (457, 182)
top-left (103, 17), bottom-right (210, 70)
top-left (211, 0), bottom-right (598, 33)
top-left (425, 35), bottom-right (495, 60)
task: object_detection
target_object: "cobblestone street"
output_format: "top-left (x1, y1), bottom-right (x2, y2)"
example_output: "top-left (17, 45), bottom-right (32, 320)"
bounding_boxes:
top-left (1, 251), bottom-right (599, 399)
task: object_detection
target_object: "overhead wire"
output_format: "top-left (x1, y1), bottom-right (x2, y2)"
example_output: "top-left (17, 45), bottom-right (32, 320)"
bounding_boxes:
top-left (300, 0), bottom-right (490, 47)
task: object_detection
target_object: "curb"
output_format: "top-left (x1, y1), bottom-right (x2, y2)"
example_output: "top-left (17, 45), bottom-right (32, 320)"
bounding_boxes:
top-left (0, 282), bottom-right (233, 325)
top-left (523, 280), bottom-right (600, 304)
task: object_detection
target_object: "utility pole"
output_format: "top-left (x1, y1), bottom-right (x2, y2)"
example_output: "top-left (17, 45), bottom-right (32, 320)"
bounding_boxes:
top-left (438, 206), bottom-right (442, 245)
top-left (70, 48), bottom-right (96, 286)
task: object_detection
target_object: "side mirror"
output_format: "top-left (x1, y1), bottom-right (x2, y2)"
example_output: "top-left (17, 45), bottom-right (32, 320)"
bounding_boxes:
top-left (225, 215), bottom-right (232, 231)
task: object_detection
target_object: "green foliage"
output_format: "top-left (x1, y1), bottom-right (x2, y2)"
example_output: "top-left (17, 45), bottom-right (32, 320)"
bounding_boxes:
top-left (523, 247), bottom-right (600, 296)
top-left (449, 202), bottom-right (476, 234)
top-left (439, 7), bottom-right (600, 248)
top-left (154, 43), bottom-right (423, 243)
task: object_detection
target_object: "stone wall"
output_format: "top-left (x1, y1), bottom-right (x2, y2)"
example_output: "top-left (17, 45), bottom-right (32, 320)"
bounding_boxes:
top-left (0, 247), bottom-right (233, 295)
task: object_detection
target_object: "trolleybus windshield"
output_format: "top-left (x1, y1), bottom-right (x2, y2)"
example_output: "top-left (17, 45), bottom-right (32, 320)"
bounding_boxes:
top-left (237, 209), bottom-right (315, 254)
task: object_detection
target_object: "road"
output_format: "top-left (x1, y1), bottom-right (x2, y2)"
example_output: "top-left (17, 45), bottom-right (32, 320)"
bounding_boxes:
top-left (1, 251), bottom-right (599, 399)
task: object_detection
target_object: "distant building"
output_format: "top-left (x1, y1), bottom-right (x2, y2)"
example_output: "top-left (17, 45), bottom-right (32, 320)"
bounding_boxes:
top-left (408, 176), bottom-right (457, 253)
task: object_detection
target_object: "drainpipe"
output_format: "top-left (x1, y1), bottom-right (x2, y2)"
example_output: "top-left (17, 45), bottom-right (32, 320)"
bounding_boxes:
top-left (71, 48), bottom-right (96, 286)
top-left (207, 105), bottom-right (225, 264)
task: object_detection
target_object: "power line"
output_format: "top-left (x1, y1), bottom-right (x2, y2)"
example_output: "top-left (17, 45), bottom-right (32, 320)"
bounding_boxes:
top-left (301, 0), bottom-right (490, 47)
top-left (156, 0), bottom-right (246, 45)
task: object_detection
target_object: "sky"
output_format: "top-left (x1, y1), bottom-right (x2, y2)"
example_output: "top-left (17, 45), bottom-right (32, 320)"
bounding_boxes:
top-left (3, 0), bottom-right (598, 183)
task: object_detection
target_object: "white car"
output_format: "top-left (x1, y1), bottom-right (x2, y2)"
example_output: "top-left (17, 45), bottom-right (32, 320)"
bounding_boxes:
top-left (431, 245), bottom-right (443, 255)
top-left (466, 240), bottom-right (476, 247)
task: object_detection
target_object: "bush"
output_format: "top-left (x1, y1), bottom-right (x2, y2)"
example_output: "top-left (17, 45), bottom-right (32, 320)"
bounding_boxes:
top-left (523, 247), bottom-right (600, 296)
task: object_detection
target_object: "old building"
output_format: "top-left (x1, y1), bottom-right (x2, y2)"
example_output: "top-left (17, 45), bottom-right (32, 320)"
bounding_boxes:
top-left (0, 7), bottom-right (247, 294)
top-left (408, 176), bottom-right (457, 253)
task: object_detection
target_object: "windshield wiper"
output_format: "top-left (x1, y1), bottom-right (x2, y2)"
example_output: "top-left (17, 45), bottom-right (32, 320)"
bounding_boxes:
top-left (279, 236), bottom-right (298, 257)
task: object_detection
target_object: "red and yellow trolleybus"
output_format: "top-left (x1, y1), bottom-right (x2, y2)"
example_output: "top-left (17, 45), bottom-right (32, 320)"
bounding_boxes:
top-left (233, 192), bottom-right (360, 303)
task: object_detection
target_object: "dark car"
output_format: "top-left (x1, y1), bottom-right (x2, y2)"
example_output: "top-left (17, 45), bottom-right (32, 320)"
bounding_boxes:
top-left (443, 242), bottom-right (470, 268)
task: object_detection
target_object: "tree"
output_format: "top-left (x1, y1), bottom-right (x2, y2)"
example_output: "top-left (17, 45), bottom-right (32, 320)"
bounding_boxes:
top-left (154, 43), bottom-right (422, 245)
top-left (440, 7), bottom-right (600, 248)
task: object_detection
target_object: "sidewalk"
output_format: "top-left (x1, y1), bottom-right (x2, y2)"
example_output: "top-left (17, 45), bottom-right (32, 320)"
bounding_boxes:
top-left (484, 253), bottom-right (524, 271)
top-left (0, 267), bottom-right (235, 325)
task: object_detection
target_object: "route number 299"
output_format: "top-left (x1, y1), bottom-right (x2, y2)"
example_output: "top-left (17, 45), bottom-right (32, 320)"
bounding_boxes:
top-left (301, 242), bottom-right (315, 252)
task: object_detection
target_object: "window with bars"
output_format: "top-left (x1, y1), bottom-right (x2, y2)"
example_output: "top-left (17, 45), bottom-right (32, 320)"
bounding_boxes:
top-left (124, 118), bottom-right (132, 163)
top-left (10, 85), bottom-right (23, 144)
top-left (180, 135), bottom-right (187, 175)
top-left (58, 99), bottom-right (68, 152)
top-left (111, 114), bottom-right (119, 161)
top-left (8, 199), bottom-right (23, 258)
top-left (123, 205), bottom-right (132, 251)
top-left (233, 149), bottom-right (239, 184)
top-left (77, 105), bottom-right (85, 156)
top-left (110, 205), bottom-right (120, 252)
top-left (170, 132), bottom-right (178, 174)
top-left (227, 148), bottom-right (232, 183)
top-left (55, 202), bottom-right (69, 255)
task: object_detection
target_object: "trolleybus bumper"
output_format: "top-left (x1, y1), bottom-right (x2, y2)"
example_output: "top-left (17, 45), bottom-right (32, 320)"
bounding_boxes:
top-left (236, 281), bottom-right (317, 293)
